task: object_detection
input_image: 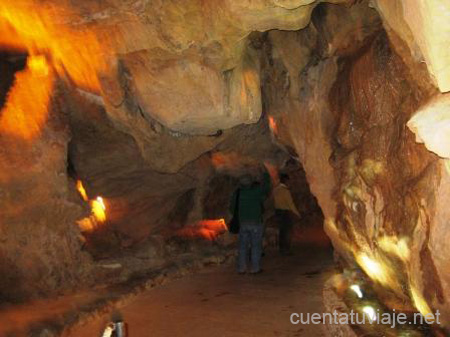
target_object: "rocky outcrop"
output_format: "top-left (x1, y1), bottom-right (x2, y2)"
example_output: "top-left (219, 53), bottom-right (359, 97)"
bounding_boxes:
top-left (407, 93), bottom-right (450, 159)
top-left (66, 85), bottom-right (289, 250)
top-left (0, 0), bottom-right (329, 173)
top-left (374, 0), bottom-right (450, 93)
top-left (0, 59), bottom-right (93, 301)
top-left (263, 1), bottom-right (382, 220)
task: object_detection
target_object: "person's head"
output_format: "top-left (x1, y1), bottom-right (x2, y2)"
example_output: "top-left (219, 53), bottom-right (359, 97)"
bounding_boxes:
top-left (239, 174), bottom-right (253, 187)
top-left (279, 173), bottom-right (290, 185)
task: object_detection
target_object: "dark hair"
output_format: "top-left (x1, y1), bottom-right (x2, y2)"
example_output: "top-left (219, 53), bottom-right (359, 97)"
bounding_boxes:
top-left (240, 174), bottom-right (253, 186)
top-left (279, 173), bottom-right (289, 184)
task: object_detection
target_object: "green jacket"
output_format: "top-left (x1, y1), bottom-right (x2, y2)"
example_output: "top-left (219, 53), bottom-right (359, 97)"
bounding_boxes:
top-left (230, 172), bottom-right (271, 223)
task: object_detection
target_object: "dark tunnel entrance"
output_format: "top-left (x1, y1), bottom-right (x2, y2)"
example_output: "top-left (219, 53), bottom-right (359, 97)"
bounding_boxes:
top-left (0, 50), bottom-right (27, 110)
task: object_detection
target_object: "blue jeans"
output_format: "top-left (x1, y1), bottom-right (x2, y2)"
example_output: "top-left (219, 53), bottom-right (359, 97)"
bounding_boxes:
top-left (238, 222), bottom-right (263, 273)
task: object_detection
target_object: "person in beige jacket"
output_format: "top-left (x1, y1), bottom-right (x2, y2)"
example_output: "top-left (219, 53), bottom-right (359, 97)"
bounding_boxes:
top-left (273, 173), bottom-right (300, 255)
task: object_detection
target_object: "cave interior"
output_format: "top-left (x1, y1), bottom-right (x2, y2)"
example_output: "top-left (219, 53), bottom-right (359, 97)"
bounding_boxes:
top-left (1, 0), bottom-right (450, 336)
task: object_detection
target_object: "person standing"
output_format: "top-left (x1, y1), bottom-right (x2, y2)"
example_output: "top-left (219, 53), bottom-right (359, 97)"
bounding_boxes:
top-left (273, 173), bottom-right (300, 255)
top-left (230, 167), bottom-right (271, 274)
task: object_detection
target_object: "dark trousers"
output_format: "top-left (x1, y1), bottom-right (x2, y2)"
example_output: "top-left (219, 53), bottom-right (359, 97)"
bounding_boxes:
top-left (276, 209), bottom-right (294, 253)
top-left (238, 222), bottom-right (263, 273)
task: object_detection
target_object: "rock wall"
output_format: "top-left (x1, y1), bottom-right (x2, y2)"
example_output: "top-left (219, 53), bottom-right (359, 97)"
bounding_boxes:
top-left (64, 83), bottom-right (293, 252)
top-left (0, 58), bottom-right (93, 301)
top-left (264, 1), bottom-right (450, 329)
top-left (374, 0), bottom-right (450, 93)
top-left (0, 0), bottom-right (353, 174)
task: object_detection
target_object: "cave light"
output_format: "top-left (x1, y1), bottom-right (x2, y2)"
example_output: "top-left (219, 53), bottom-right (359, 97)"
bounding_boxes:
top-left (0, 2), bottom-right (111, 142)
top-left (197, 219), bottom-right (227, 232)
top-left (356, 253), bottom-right (394, 288)
top-left (358, 254), bottom-right (383, 277)
top-left (0, 3), bottom-right (109, 91)
top-left (362, 306), bottom-right (377, 322)
top-left (76, 180), bottom-right (107, 224)
top-left (0, 55), bottom-right (53, 141)
top-left (76, 180), bottom-right (89, 201)
top-left (76, 197), bottom-right (107, 233)
top-left (378, 236), bottom-right (410, 262)
top-left (177, 218), bottom-right (227, 241)
top-left (410, 286), bottom-right (434, 320)
top-left (350, 284), bottom-right (363, 299)
top-left (27, 55), bottom-right (49, 75)
top-left (77, 217), bottom-right (95, 233)
top-left (210, 151), bottom-right (242, 171)
top-left (91, 196), bottom-right (107, 223)
top-left (268, 116), bottom-right (278, 135)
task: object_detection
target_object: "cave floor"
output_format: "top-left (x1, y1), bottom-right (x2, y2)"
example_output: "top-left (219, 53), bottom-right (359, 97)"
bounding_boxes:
top-left (67, 237), bottom-right (334, 337)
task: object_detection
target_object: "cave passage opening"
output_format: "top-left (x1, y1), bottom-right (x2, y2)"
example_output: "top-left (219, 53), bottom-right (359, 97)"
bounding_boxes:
top-left (66, 104), bottom-right (330, 260)
top-left (0, 50), bottom-right (27, 110)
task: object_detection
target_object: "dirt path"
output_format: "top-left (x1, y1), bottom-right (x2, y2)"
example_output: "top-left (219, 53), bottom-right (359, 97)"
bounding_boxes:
top-left (66, 241), bottom-right (334, 337)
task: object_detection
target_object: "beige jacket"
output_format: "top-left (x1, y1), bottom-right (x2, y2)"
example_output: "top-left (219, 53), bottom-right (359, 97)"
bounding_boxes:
top-left (273, 183), bottom-right (300, 217)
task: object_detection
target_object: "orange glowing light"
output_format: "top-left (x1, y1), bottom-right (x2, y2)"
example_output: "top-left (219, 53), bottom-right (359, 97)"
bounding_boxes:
top-left (177, 219), bottom-right (227, 241)
top-left (0, 56), bottom-right (53, 140)
top-left (0, 3), bottom-right (111, 142)
top-left (77, 217), bottom-right (96, 233)
top-left (211, 152), bottom-right (243, 170)
top-left (75, 179), bottom-right (107, 227)
top-left (76, 180), bottom-right (89, 201)
top-left (0, 3), bottom-right (109, 92)
top-left (198, 219), bottom-right (227, 231)
top-left (27, 55), bottom-right (50, 75)
top-left (268, 116), bottom-right (278, 135)
top-left (91, 197), bottom-right (106, 223)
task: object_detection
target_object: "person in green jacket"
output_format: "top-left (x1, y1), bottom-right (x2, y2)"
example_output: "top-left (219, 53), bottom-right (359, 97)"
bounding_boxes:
top-left (230, 166), bottom-right (271, 274)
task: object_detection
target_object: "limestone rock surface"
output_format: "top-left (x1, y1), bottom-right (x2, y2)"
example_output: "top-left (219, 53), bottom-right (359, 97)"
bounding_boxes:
top-left (374, 0), bottom-right (450, 93)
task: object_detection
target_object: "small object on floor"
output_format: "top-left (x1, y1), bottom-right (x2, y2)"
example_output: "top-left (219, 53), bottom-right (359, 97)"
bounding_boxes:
top-left (101, 323), bottom-right (115, 337)
top-left (115, 321), bottom-right (126, 337)
top-left (101, 321), bottom-right (127, 337)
